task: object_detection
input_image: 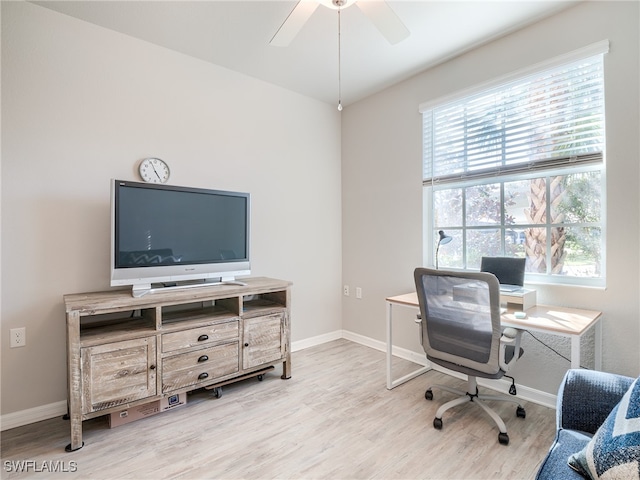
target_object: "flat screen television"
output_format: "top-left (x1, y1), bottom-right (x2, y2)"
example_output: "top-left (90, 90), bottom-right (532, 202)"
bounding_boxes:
top-left (111, 179), bottom-right (250, 297)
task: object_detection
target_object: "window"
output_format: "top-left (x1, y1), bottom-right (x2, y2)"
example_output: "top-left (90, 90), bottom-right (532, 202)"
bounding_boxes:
top-left (421, 42), bottom-right (608, 286)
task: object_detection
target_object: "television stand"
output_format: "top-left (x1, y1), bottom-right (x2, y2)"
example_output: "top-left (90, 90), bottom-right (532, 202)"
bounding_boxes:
top-left (131, 278), bottom-right (249, 297)
top-left (222, 280), bottom-right (249, 286)
top-left (64, 276), bottom-right (291, 451)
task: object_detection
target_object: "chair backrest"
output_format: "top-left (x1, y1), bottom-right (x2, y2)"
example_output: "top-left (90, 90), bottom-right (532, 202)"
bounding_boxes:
top-left (414, 267), bottom-right (503, 375)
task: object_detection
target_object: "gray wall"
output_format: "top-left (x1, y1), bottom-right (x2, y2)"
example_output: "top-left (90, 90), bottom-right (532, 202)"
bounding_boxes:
top-left (1, 2), bottom-right (342, 416)
top-left (342, 1), bottom-right (640, 395)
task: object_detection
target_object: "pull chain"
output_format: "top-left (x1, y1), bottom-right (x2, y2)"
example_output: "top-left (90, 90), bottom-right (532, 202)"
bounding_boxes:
top-left (337, 6), bottom-right (342, 112)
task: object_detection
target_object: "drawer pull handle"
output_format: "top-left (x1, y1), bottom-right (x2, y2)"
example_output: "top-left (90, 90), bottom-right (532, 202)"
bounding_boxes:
top-left (244, 343), bottom-right (249, 347)
top-left (198, 334), bottom-right (209, 342)
top-left (198, 372), bottom-right (209, 380)
top-left (150, 365), bottom-right (156, 370)
top-left (198, 355), bottom-right (209, 363)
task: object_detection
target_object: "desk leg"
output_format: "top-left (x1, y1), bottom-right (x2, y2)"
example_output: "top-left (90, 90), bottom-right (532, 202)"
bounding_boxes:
top-left (386, 301), bottom-right (430, 390)
top-left (595, 320), bottom-right (602, 370)
top-left (571, 335), bottom-right (581, 369)
top-left (386, 302), bottom-right (393, 390)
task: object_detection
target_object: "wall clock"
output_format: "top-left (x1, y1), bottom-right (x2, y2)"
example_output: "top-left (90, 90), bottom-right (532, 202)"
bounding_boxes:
top-left (139, 157), bottom-right (170, 184)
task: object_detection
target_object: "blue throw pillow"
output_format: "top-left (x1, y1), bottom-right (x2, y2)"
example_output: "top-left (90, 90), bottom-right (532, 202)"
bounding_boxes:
top-left (568, 376), bottom-right (640, 479)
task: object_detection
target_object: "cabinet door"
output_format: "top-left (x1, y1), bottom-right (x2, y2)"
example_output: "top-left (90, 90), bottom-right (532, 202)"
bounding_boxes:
top-left (243, 314), bottom-right (284, 370)
top-left (81, 337), bottom-right (156, 414)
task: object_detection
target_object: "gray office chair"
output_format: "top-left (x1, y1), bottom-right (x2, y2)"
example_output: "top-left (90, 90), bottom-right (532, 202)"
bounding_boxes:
top-left (414, 267), bottom-right (526, 445)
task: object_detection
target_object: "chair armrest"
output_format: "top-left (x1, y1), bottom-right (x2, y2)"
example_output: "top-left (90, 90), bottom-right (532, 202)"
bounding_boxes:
top-left (557, 369), bottom-right (634, 434)
top-left (499, 328), bottom-right (523, 371)
top-left (502, 327), bottom-right (519, 339)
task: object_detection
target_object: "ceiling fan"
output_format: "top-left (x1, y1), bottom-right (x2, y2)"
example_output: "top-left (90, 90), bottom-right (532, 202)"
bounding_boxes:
top-left (270, 0), bottom-right (410, 47)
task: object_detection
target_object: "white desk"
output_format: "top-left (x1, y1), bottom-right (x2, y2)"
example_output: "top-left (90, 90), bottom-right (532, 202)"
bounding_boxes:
top-left (385, 292), bottom-right (603, 390)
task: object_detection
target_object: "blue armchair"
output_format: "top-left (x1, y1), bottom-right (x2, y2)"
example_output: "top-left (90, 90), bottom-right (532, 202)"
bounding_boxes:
top-left (536, 369), bottom-right (636, 479)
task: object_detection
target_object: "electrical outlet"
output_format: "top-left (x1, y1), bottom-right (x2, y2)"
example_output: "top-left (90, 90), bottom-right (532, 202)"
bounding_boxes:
top-left (10, 327), bottom-right (26, 348)
top-left (343, 285), bottom-right (350, 296)
top-left (356, 287), bottom-right (362, 299)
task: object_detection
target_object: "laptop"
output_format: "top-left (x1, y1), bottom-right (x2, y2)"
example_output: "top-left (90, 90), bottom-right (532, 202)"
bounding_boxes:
top-left (480, 256), bottom-right (526, 292)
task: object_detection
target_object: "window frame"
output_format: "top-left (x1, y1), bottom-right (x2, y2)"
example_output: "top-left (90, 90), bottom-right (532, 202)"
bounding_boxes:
top-left (421, 42), bottom-right (608, 288)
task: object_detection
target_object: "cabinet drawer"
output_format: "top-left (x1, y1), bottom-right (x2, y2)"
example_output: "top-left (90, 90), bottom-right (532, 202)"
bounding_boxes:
top-left (162, 320), bottom-right (239, 353)
top-left (162, 342), bottom-right (239, 393)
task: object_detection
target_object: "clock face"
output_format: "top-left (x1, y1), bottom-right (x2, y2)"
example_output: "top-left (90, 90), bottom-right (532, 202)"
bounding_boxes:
top-left (139, 158), bottom-right (170, 183)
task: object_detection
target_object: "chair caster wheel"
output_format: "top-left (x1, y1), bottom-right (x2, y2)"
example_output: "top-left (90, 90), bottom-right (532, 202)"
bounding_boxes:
top-left (425, 389), bottom-right (433, 401)
top-left (516, 406), bottom-right (526, 418)
top-left (498, 432), bottom-right (509, 445)
top-left (433, 417), bottom-right (443, 430)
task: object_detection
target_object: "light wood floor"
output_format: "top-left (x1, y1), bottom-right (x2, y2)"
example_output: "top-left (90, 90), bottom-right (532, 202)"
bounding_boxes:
top-left (1, 339), bottom-right (556, 479)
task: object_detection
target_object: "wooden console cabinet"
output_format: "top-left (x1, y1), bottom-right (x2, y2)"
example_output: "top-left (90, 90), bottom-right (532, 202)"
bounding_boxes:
top-left (64, 277), bottom-right (291, 451)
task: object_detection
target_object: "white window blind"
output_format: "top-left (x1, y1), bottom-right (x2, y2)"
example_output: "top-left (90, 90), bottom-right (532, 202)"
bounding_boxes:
top-left (423, 53), bottom-right (605, 185)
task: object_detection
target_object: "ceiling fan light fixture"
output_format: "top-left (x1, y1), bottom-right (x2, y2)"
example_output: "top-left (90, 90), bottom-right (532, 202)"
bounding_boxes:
top-left (270, 0), bottom-right (409, 47)
top-left (320, 0), bottom-right (355, 10)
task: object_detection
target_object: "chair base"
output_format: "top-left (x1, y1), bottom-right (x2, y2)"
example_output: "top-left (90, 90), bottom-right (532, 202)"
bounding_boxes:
top-left (426, 376), bottom-right (526, 445)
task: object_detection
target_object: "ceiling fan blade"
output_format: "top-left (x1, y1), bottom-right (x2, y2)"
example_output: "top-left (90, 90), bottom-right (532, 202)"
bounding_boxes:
top-left (355, 1), bottom-right (409, 45)
top-left (270, 1), bottom-right (320, 47)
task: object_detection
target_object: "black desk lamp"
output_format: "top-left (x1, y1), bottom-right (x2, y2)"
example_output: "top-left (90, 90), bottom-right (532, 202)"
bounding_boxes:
top-left (435, 230), bottom-right (452, 269)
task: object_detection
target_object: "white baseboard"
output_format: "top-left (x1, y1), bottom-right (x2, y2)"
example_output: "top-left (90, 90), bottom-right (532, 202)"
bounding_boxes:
top-left (1, 400), bottom-right (67, 432)
top-left (1, 330), bottom-right (556, 431)
top-left (291, 330), bottom-right (343, 352)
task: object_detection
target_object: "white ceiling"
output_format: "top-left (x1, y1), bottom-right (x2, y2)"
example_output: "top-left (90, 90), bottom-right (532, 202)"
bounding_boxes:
top-left (32, 0), bottom-right (579, 107)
